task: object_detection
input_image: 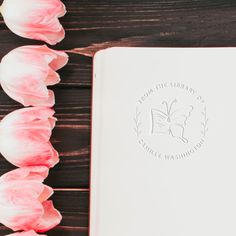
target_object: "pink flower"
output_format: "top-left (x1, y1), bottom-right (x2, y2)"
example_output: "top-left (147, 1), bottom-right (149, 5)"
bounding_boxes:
top-left (0, 0), bottom-right (66, 45)
top-left (0, 45), bottom-right (68, 107)
top-left (7, 230), bottom-right (46, 236)
top-left (0, 166), bottom-right (62, 232)
top-left (0, 107), bottom-right (59, 168)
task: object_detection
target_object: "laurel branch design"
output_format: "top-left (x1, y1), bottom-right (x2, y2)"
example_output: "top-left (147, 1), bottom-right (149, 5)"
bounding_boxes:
top-left (133, 107), bottom-right (142, 137)
top-left (201, 106), bottom-right (208, 137)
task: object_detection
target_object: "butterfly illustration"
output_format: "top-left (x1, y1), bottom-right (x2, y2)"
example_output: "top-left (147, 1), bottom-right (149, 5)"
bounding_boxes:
top-left (151, 99), bottom-right (193, 143)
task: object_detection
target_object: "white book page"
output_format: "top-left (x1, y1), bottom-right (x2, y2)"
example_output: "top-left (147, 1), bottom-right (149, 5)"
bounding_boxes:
top-left (90, 47), bottom-right (236, 236)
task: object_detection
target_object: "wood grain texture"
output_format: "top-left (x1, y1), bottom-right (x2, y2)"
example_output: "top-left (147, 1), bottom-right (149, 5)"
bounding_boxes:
top-left (0, 1), bottom-right (236, 86)
top-left (0, 0), bottom-right (235, 235)
top-left (63, 0), bottom-right (236, 85)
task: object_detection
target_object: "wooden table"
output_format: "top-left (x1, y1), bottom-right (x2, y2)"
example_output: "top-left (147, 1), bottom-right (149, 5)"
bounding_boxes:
top-left (0, 0), bottom-right (235, 235)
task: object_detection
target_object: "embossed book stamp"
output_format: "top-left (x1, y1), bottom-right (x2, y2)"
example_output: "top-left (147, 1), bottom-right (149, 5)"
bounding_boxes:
top-left (134, 82), bottom-right (208, 160)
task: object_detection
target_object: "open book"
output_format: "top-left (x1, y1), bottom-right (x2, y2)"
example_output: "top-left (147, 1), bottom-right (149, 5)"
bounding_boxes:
top-left (90, 47), bottom-right (236, 236)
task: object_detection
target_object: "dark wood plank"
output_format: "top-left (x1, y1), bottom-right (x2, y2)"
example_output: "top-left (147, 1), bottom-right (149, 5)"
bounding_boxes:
top-left (0, 227), bottom-right (88, 236)
top-left (59, 54), bottom-right (92, 88)
top-left (52, 190), bottom-right (89, 228)
top-left (60, 0), bottom-right (236, 86)
top-left (0, 89), bottom-right (91, 188)
top-left (0, 1), bottom-right (236, 86)
top-left (0, 190), bottom-right (89, 236)
top-left (60, 0), bottom-right (236, 50)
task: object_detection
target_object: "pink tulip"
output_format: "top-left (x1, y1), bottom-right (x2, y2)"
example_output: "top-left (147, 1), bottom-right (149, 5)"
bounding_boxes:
top-left (0, 0), bottom-right (66, 45)
top-left (0, 45), bottom-right (68, 107)
top-left (7, 230), bottom-right (46, 236)
top-left (0, 166), bottom-right (61, 232)
top-left (0, 107), bottom-right (59, 168)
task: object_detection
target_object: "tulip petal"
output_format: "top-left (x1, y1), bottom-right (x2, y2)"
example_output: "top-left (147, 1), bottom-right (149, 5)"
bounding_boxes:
top-left (48, 49), bottom-right (69, 71)
top-left (34, 200), bottom-right (62, 233)
top-left (38, 186), bottom-right (53, 203)
top-left (2, 45), bottom-right (68, 71)
top-left (1, 0), bottom-right (66, 45)
top-left (0, 83), bottom-right (54, 107)
top-left (0, 182), bottom-right (45, 231)
top-left (0, 166), bottom-right (49, 183)
top-left (0, 107), bottom-right (55, 128)
top-left (27, 27), bottom-right (65, 46)
top-left (0, 138), bottom-right (59, 168)
top-left (0, 60), bottom-right (49, 97)
top-left (15, 89), bottom-right (55, 107)
top-left (16, 45), bottom-right (69, 71)
top-left (45, 69), bottom-right (60, 86)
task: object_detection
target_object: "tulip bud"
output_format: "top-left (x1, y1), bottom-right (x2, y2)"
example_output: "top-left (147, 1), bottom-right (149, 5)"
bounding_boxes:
top-left (0, 0), bottom-right (66, 45)
top-left (0, 167), bottom-right (61, 232)
top-left (0, 107), bottom-right (59, 168)
top-left (0, 45), bottom-right (68, 107)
